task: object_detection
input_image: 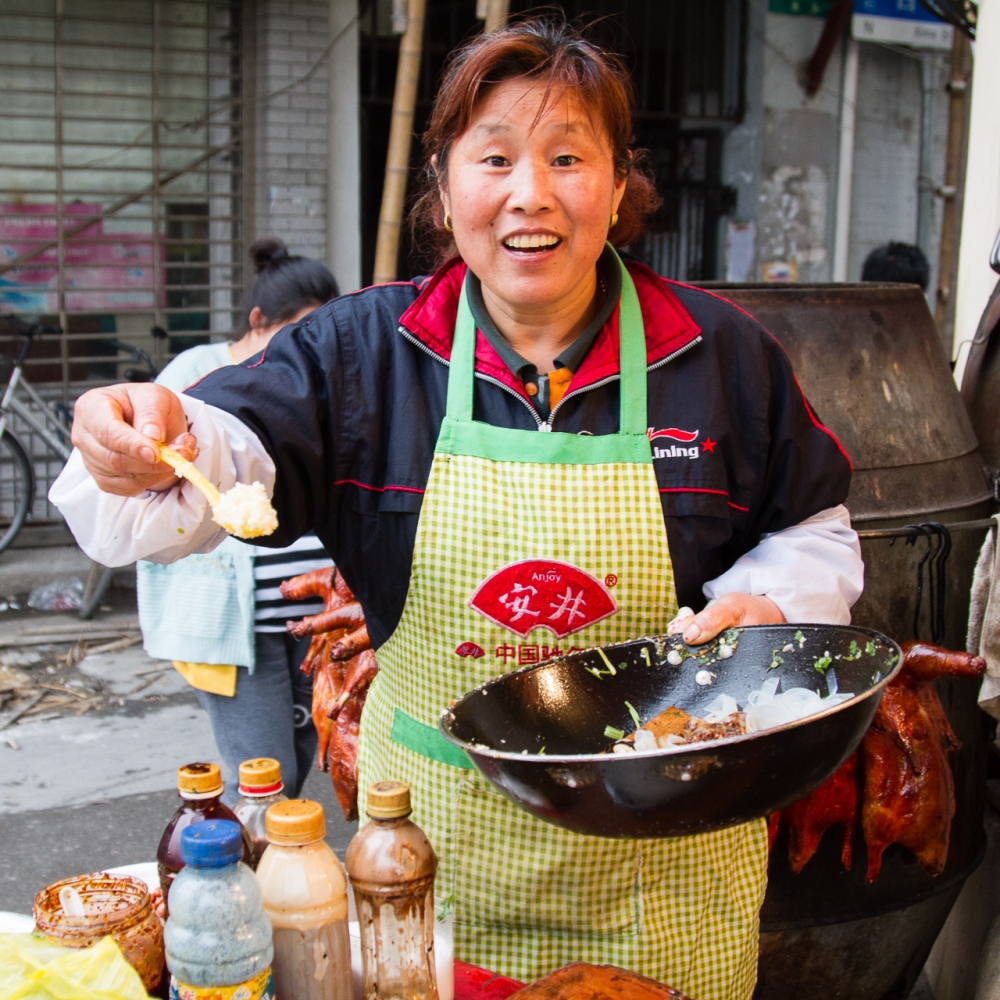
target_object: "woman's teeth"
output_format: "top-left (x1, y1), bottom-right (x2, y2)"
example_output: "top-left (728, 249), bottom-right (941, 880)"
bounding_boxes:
top-left (504, 234), bottom-right (560, 250)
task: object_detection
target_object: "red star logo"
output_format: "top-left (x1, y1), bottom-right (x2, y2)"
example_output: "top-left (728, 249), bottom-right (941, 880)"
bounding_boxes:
top-left (701, 437), bottom-right (717, 454)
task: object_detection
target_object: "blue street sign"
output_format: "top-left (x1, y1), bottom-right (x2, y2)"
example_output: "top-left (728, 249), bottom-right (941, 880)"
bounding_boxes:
top-left (852, 0), bottom-right (954, 48)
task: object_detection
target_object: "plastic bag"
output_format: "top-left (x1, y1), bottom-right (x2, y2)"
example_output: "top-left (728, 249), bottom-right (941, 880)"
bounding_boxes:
top-left (0, 933), bottom-right (148, 1000)
top-left (27, 578), bottom-right (84, 612)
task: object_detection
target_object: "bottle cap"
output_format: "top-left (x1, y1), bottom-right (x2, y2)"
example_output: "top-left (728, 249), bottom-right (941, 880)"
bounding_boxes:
top-left (266, 799), bottom-right (326, 845)
top-left (238, 758), bottom-right (284, 796)
top-left (366, 781), bottom-right (411, 819)
top-left (177, 762), bottom-right (223, 798)
top-left (180, 819), bottom-right (244, 867)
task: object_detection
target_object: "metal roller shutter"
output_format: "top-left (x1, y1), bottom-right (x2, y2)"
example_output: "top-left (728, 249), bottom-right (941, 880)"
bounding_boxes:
top-left (0, 0), bottom-right (246, 521)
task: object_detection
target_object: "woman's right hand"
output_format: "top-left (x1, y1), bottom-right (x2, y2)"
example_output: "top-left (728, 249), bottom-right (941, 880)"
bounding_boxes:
top-left (70, 383), bottom-right (197, 496)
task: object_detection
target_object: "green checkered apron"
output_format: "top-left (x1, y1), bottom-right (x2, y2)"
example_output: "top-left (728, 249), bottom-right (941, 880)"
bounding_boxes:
top-left (357, 250), bottom-right (767, 1000)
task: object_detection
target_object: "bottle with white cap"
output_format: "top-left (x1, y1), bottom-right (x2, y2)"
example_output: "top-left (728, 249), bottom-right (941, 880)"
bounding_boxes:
top-left (255, 799), bottom-right (353, 1000)
top-left (233, 757), bottom-right (288, 868)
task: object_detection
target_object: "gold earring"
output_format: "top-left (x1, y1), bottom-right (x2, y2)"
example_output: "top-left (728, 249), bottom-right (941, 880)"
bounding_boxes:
top-left (610, 212), bottom-right (619, 228)
top-left (443, 212), bottom-right (452, 233)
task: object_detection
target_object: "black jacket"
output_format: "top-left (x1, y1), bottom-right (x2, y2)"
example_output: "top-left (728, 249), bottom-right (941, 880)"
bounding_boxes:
top-left (188, 257), bottom-right (852, 649)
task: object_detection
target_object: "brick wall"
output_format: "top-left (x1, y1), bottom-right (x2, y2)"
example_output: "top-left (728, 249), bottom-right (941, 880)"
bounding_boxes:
top-left (253, 0), bottom-right (330, 263)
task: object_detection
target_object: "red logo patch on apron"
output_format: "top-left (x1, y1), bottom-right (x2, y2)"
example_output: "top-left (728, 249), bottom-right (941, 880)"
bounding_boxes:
top-left (469, 560), bottom-right (618, 638)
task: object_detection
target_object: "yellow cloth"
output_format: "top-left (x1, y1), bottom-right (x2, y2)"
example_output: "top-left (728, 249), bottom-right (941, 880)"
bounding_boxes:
top-left (173, 660), bottom-right (238, 697)
top-left (547, 365), bottom-right (573, 409)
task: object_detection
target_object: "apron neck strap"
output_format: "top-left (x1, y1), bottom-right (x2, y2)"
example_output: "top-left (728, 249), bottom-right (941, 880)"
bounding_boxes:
top-left (446, 245), bottom-right (648, 435)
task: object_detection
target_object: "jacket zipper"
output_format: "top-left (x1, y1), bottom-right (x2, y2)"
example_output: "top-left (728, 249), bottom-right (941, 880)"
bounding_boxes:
top-left (400, 324), bottom-right (544, 428)
top-left (476, 372), bottom-right (546, 429)
top-left (545, 334), bottom-right (704, 429)
top-left (400, 324), bottom-right (703, 433)
top-left (399, 325), bottom-right (450, 365)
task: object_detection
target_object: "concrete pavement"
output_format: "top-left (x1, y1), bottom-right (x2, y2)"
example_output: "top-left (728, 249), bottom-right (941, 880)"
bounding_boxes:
top-left (0, 605), bottom-right (356, 914)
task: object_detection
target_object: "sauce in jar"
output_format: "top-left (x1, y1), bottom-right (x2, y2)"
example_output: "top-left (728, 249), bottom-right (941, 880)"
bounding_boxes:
top-left (34, 873), bottom-right (165, 992)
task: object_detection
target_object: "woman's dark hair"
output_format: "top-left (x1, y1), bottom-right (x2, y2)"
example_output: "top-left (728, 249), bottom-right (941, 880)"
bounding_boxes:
top-left (243, 237), bottom-right (339, 327)
top-left (410, 16), bottom-right (660, 265)
top-left (861, 242), bottom-right (930, 291)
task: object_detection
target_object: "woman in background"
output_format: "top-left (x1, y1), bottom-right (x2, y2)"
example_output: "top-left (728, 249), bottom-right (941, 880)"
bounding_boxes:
top-left (137, 237), bottom-right (339, 801)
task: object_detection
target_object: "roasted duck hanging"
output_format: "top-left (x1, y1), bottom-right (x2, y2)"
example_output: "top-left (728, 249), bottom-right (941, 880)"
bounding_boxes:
top-left (861, 640), bottom-right (984, 881)
top-left (769, 639), bottom-right (984, 881)
top-left (281, 567), bottom-right (375, 821)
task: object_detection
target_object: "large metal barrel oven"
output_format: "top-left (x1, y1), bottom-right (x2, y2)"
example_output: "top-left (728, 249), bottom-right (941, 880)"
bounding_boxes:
top-left (699, 283), bottom-right (992, 1000)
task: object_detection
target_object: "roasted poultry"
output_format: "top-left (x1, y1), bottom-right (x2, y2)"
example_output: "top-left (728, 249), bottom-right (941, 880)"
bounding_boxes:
top-left (281, 567), bottom-right (375, 820)
top-left (770, 640), bottom-right (984, 880)
top-left (779, 751), bottom-right (858, 873)
top-left (861, 640), bottom-right (984, 881)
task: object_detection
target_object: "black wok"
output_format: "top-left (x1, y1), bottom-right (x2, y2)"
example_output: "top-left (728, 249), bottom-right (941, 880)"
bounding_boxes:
top-left (439, 625), bottom-right (901, 838)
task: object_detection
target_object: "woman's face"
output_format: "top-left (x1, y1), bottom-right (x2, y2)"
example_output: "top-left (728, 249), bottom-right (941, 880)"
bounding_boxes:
top-left (441, 78), bottom-right (626, 316)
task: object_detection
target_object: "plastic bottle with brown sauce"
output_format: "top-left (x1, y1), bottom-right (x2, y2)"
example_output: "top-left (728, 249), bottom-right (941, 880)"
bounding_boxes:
top-left (256, 799), bottom-right (353, 1000)
top-left (345, 781), bottom-right (439, 1000)
top-left (233, 757), bottom-right (288, 868)
top-left (156, 762), bottom-right (253, 915)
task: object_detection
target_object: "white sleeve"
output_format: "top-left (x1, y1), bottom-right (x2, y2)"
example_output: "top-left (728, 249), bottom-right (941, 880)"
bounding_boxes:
top-left (702, 504), bottom-right (864, 625)
top-left (48, 393), bottom-right (276, 567)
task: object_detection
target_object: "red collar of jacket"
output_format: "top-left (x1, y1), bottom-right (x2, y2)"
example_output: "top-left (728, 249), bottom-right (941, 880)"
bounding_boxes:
top-left (398, 257), bottom-right (702, 403)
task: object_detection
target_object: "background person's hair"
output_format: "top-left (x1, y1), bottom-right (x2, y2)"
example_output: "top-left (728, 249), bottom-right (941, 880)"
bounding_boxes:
top-left (861, 242), bottom-right (930, 291)
top-left (409, 16), bottom-right (661, 266)
top-left (243, 237), bottom-right (339, 328)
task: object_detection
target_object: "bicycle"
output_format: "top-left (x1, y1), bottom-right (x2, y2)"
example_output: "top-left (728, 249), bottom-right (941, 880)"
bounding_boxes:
top-left (0, 316), bottom-right (161, 618)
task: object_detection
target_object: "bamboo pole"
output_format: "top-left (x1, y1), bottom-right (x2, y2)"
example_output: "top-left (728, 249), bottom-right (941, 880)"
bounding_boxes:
top-left (372, 0), bottom-right (427, 285)
top-left (484, 0), bottom-right (510, 34)
top-left (934, 28), bottom-right (972, 348)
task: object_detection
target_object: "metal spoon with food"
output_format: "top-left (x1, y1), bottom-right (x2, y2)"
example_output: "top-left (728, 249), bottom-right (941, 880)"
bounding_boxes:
top-left (158, 445), bottom-right (278, 539)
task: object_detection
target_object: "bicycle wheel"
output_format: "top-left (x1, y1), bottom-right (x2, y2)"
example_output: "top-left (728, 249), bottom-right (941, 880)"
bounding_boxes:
top-left (0, 432), bottom-right (34, 555)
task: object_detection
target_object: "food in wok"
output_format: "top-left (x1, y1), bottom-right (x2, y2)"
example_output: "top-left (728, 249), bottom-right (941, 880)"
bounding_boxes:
top-left (608, 670), bottom-right (855, 753)
top-left (440, 625), bottom-right (901, 838)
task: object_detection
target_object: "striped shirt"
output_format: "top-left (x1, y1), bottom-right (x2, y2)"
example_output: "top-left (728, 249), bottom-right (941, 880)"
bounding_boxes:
top-left (250, 532), bottom-right (334, 632)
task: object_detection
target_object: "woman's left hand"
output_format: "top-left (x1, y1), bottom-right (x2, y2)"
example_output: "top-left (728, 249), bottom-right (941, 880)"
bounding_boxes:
top-left (667, 593), bottom-right (786, 645)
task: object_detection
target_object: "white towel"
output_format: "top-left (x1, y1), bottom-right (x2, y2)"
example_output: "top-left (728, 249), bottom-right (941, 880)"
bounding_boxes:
top-left (968, 515), bottom-right (1000, 720)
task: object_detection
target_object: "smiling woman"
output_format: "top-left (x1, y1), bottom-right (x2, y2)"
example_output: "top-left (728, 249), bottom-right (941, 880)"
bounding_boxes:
top-left (410, 21), bottom-right (659, 258)
top-left (51, 16), bottom-right (862, 1000)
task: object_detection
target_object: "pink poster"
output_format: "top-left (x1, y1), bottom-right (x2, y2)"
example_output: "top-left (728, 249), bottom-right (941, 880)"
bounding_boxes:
top-left (0, 203), bottom-right (159, 313)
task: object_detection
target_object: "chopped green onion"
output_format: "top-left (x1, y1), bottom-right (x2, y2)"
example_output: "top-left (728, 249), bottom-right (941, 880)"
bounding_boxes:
top-left (625, 700), bottom-right (641, 728)
top-left (596, 648), bottom-right (617, 676)
top-left (538, 746), bottom-right (546, 755)
top-left (865, 641), bottom-right (877, 656)
top-left (640, 647), bottom-right (652, 667)
top-left (604, 725), bottom-right (625, 740)
top-left (814, 652), bottom-right (833, 674)
top-left (768, 652), bottom-right (783, 671)
top-left (794, 630), bottom-right (806, 647)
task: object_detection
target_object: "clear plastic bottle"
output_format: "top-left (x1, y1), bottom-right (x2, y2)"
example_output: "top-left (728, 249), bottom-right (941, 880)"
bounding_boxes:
top-left (255, 799), bottom-right (353, 1000)
top-left (233, 758), bottom-right (288, 869)
top-left (164, 819), bottom-right (274, 1000)
top-left (345, 782), bottom-right (439, 1000)
top-left (156, 762), bottom-right (253, 915)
